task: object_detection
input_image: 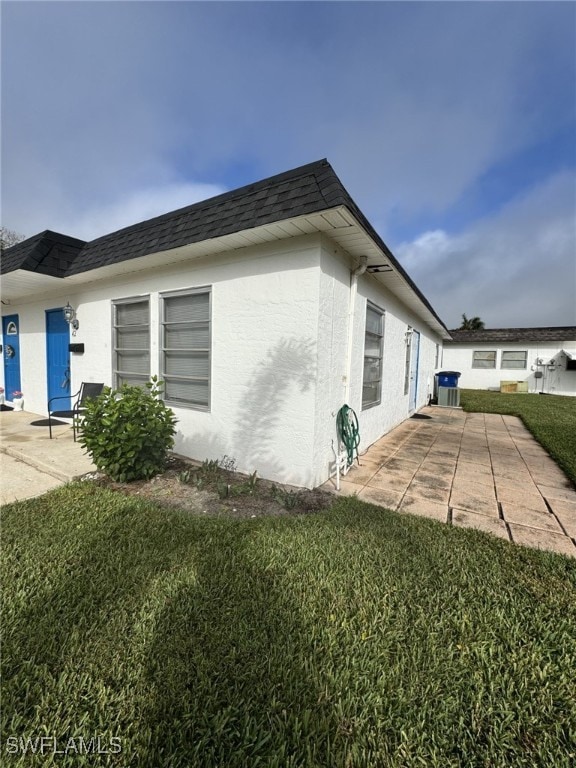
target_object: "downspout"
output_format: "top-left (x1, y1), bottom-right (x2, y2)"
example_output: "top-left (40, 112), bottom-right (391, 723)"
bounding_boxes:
top-left (344, 256), bottom-right (368, 404)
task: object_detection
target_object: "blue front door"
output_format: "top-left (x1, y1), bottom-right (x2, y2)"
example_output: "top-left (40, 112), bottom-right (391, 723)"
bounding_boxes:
top-left (2, 314), bottom-right (22, 399)
top-left (409, 330), bottom-right (420, 412)
top-left (46, 308), bottom-right (71, 409)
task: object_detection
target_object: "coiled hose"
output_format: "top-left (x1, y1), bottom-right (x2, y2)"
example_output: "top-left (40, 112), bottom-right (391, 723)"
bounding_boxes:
top-left (336, 404), bottom-right (360, 467)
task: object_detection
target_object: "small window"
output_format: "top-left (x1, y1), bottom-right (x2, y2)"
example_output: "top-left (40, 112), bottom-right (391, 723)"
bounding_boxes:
top-left (472, 350), bottom-right (496, 369)
top-left (501, 351), bottom-right (527, 369)
top-left (362, 303), bottom-right (384, 409)
top-left (113, 298), bottom-right (150, 387)
top-left (161, 288), bottom-right (211, 409)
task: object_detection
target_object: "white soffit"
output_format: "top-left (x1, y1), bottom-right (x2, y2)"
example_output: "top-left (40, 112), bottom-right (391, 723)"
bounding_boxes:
top-left (1, 271), bottom-right (65, 303)
top-left (3, 205), bottom-right (450, 339)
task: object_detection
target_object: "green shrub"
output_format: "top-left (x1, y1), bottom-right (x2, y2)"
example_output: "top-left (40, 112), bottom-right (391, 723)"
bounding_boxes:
top-left (79, 378), bottom-right (178, 482)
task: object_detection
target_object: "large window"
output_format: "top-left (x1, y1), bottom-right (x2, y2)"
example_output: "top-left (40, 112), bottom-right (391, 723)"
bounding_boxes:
top-left (113, 297), bottom-right (150, 387)
top-left (501, 351), bottom-right (527, 369)
top-left (472, 350), bottom-right (496, 369)
top-left (362, 303), bottom-right (384, 409)
top-left (161, 288), bottom-right (211, 408)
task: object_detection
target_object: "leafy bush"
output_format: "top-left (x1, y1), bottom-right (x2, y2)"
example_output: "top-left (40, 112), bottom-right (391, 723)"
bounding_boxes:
top-left (79, 378), bottom-right (177, 482)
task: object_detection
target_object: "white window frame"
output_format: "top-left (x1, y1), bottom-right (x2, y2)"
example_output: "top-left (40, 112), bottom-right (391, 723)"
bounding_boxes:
top-left (160, 286), bottom-right (211, 411)
top-left (362, 302), bottom-right (385, 410)
top-left (501, 350), bottom-right (528, 369)
top-left (472, 350), bottom-right (497, 369)
top-left (112, 296), bottom-right (150, 388)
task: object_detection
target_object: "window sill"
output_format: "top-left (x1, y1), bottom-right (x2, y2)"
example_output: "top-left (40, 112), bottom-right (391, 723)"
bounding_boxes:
top-left (163, 400), bottom-right (211, 413)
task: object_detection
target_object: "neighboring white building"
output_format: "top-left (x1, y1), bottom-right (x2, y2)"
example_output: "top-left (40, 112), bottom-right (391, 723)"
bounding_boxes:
top-left (1, 159), bottom-right (450, 488)
top-left (443, 328), bottom-right (576, 396)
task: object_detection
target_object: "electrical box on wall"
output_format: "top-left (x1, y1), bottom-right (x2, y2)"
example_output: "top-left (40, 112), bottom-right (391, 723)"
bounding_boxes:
top-left (69, 343), bottom-right (85, 354)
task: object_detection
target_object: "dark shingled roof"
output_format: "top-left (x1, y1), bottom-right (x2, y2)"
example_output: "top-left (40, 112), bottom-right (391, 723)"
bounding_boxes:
top-left (0, 159), bottom-right (446, 330)
top-left (446, 327), bottom-right (576, 343)
top-left (67, 159), bottom-right (350, 275)
top-left (1, 230), bottom-right (86, 278)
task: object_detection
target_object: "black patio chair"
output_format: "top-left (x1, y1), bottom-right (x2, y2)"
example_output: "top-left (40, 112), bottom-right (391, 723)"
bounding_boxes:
top-left (48, 382), bottom-right (104, 440)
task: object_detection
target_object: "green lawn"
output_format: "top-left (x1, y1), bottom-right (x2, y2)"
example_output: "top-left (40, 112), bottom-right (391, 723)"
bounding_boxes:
top-left (460, 389), bottom-right (576, 486)
top-left (2, 484), bottom-right (576, 767)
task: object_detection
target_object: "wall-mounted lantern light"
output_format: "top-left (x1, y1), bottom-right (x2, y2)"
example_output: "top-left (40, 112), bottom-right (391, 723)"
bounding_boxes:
top-left (405, 327), bottom-right (414, 345)
top-left (63, 302), bottom-right (79, 335)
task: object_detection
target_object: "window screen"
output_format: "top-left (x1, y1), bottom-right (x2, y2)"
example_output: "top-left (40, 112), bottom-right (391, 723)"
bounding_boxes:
top-left (501, 351), bottom-right (527, 369)
top-left (472, 350), bottom-right (496, 369)
top-left (113, 298), bottom-right (150, 387)
top-left (362, 304), bottom-right (384, 409)
top-left (161, 289), bottom-right (211, 408)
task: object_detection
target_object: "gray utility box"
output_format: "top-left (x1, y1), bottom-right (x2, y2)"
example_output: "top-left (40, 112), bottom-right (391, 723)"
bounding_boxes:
top-left (438, 386), bottom-right (460, 407)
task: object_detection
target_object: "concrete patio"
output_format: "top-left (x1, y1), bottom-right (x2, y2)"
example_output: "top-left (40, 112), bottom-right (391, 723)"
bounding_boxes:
top-left (323, 406), bottom-right (576, 558)
top-left (2, 406), bottom-right (576, 559)
top-left (0, 409), bottom-right (96, 504)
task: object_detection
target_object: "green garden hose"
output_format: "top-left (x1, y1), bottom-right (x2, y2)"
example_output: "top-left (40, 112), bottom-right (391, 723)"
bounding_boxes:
top-left (337, 404), bottom-right (360, 467)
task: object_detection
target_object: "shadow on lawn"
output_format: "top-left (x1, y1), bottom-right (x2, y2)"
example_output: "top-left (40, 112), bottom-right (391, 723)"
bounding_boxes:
top-left (3, 493), bottom-right (341, 767)
top-left (138, 524), bottom-right (338, 767)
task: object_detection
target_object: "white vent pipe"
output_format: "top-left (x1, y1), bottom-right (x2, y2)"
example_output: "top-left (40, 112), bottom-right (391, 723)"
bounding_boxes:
top-left (344, 256), bottom-right (368, 403)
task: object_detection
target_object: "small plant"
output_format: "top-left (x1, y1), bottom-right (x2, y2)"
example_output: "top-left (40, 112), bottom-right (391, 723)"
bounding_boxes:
top-left (178, 470), bottom-right (192, 484)
top-left (200, 459), bottom-right (222, 483)
top-left (79, 377), bottom-right (177, 482)
top-left (219, 455), bottom-right (237, 473)
top-left (246, 470), bottom-right (258, 493)
top-left (229, 470), bottom-right (259, 498)
top-left (281, 490), bottom-right (300, 510)
top-left (216, 481), bottom-right (230, 499)
top-left (270, 484), bottom-right (301, 510)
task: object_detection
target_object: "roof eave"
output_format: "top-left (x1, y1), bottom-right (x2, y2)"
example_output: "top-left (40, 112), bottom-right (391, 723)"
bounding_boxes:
top-left (2, 205), bottom-right (450, 341)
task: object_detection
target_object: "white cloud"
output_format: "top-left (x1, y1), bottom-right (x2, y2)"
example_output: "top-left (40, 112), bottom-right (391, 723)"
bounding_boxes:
top-left (396, 171), bottom-right (576, 328)
top-left (4, 176), bottom-right (226, 242)
top-left (60, 182), bottom-right (227, 241)
top-left (2, 2), bottom-right (574, 240)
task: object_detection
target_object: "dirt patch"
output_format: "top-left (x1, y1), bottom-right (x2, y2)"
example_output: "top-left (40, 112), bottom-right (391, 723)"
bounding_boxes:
top-left (95, 455), bottom-right (334, 519)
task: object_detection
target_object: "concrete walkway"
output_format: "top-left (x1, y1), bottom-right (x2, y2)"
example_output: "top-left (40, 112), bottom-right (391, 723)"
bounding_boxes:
top-left (2, 407), bottom-right (576, 559)
top-left (323, 406), bottom-right (576, 558)
top-left (0, 410), bottom-right (96, 504)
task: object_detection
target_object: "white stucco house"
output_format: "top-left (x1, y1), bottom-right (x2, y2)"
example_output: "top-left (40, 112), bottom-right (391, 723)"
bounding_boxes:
top-left (443, 327), bottom-right (576, 396)
top-left (1, 159), bottom-right (450, 488)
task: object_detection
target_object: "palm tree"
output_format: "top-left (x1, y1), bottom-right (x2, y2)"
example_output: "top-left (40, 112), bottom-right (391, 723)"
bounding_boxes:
top-left (460, 313), bottom-right (485, 330)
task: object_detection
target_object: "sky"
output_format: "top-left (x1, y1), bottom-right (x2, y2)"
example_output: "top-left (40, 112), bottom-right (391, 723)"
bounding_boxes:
top-left (2, 0), bottom-right (575, 329)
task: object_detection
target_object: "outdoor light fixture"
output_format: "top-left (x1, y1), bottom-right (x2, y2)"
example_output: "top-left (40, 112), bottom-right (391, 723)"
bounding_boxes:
top-left (63, 302), bottom-right (79, 335)
top-left (405, 328), bottom-right (414, 344)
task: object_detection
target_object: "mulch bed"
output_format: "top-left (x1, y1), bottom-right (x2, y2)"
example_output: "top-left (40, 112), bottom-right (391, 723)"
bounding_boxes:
top-left (95, 455), bottom-right (334, 519)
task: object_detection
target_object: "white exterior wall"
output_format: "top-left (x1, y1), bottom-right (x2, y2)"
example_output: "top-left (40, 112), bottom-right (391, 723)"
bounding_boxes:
top-left (352, 270), bottom-right (441, 451)
top-left (2, 236), bottom-right (323, 487)
top-left (2, 232), bottom-right (445, 487)
top-left (443, 342), bottom-right (576, 396)
top-left (310, 237), bottom-right (443, 484)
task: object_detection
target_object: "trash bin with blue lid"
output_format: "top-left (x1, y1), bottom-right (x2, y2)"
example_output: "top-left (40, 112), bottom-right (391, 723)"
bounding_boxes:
top-left (436, 371), bottom-right (461, 388)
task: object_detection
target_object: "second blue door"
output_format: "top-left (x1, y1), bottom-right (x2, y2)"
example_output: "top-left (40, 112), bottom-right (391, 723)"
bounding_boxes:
top-left (46, 308), bottom-right (71, 409)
